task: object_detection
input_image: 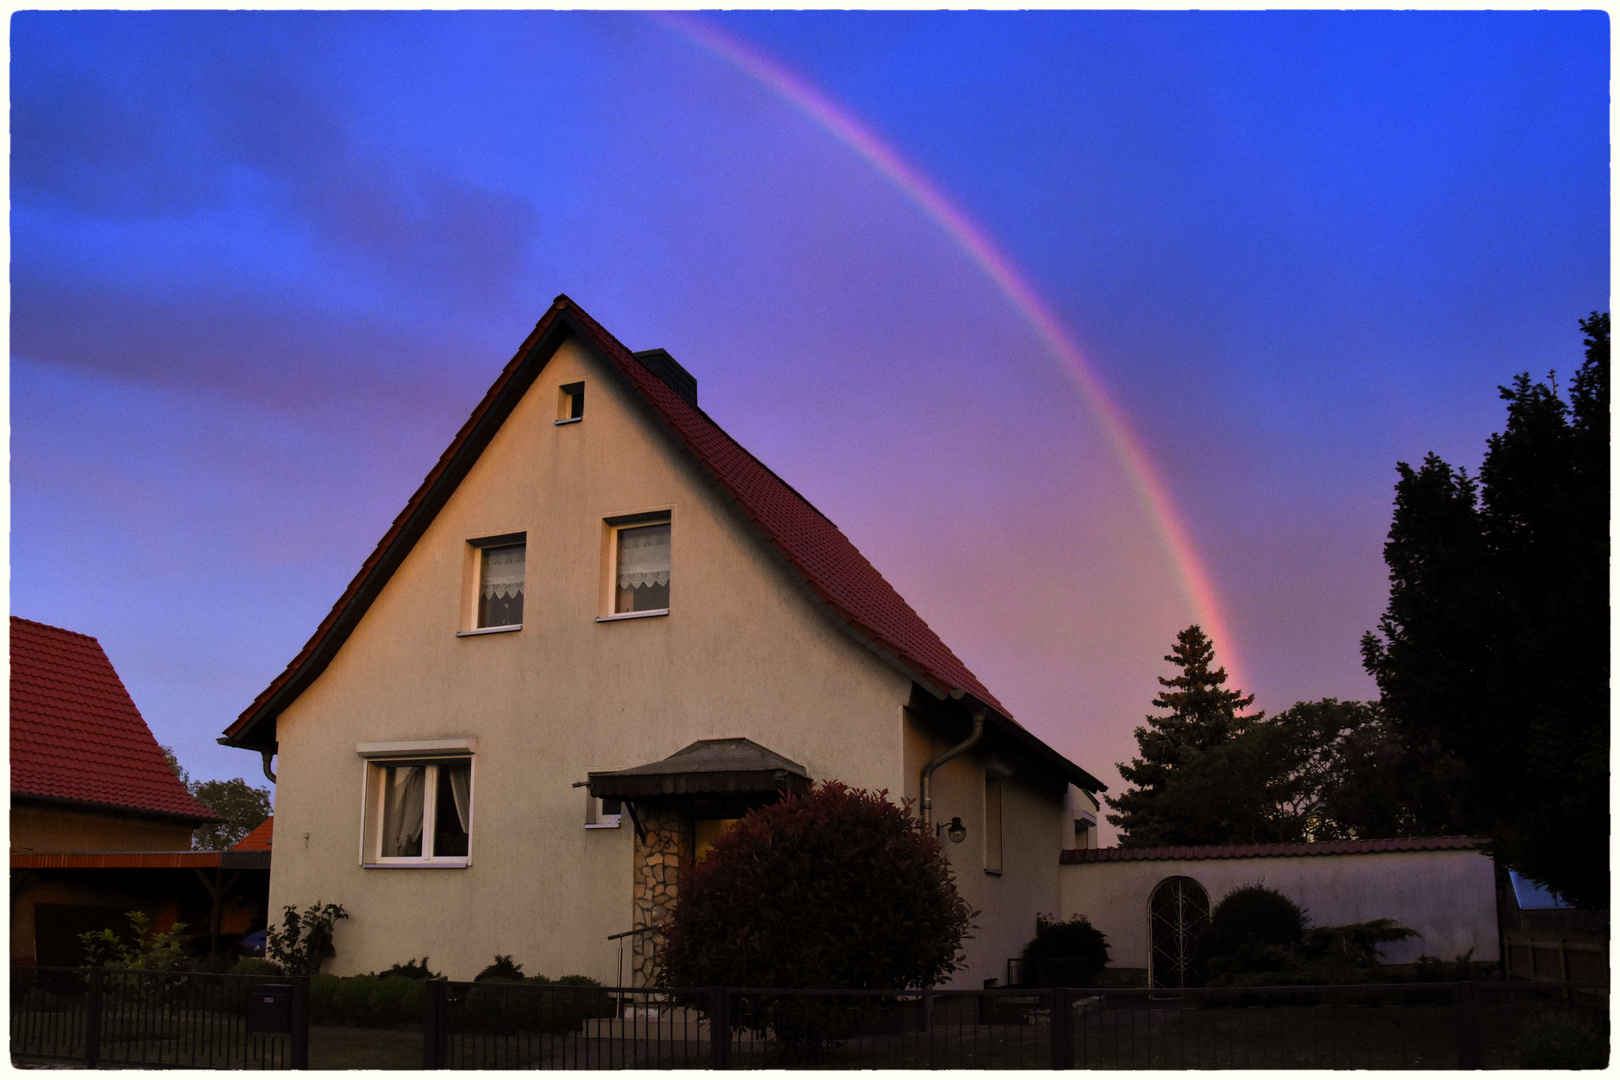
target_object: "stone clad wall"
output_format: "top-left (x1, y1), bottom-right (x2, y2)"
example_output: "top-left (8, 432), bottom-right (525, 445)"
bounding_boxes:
top-left (631, 808), bottom-right (692, 986)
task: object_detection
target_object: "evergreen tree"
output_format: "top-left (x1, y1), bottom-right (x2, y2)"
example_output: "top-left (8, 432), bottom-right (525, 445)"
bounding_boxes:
top-left (1362, 313), bottom-right (1609, 909)
top-left (1106, 625), bottom-right (1258, 846)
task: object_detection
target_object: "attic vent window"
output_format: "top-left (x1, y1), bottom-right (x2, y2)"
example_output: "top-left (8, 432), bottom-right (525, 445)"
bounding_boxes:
top-left (557, 382), bottom-right (584, 424)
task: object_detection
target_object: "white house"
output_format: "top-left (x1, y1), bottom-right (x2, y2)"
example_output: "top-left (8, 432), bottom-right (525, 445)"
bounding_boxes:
top-left (220, 295), bottom-right (1105, 987)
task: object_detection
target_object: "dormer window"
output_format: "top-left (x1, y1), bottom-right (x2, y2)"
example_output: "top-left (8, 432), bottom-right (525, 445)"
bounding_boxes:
top-left (557, 382), bottom-right (584, 424)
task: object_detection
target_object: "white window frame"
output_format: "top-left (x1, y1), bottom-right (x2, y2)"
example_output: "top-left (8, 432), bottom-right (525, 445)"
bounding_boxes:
top-left (585, 793), bottom-right (622, 829)
top-left (357, 740), bottom-right (476, 868)
top-left (598, 512), bottom-right (672, 621)
top-left (460, 533), bottom-right (526, 636)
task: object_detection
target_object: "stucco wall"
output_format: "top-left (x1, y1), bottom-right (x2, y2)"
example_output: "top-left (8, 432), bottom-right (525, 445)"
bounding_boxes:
top-left (1060, 848), bottom-right (1501, 975)
top-left (267, 336), bottom-right (1023, 981)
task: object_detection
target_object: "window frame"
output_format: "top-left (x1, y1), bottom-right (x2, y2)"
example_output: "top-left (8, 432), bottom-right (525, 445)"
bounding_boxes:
top-left (598, 511), bottom-right (672, 621)
top-left (585, 793), bottom-right (622, 830)
top-left (556, 381), bottom-right (585, 425)
top-left (357, 742), bottom-right (476, 869)
top-left (984, 774), bottom-right (1004, 875)
top-left (460, 532), bottom-right (526, 635)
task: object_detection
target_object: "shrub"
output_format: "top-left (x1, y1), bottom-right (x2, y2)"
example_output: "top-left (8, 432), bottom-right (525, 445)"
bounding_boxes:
top-left (78, 911), bottom-right (190, 971)
top-left (660, 782), bottom-right (973, 1053)
top-left (1019, 915), bottom-right (1110, 986)
top-left (373, 957), bottom-right (439, 980)
top-left (266, 902), bottom-right (348, 976)
top-left (309, 974), bottom-right (342, 1021)
top-left (1517, 1009), bottom-right (1608, 1069)
top-left (229, 958), bottom-right (284, 977)
top-left (475, 955), bottom-right (525, 982)
top-left (330, 975), bottom-right (381, 1025)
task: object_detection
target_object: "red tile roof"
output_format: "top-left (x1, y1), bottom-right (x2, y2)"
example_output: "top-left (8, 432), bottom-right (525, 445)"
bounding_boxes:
top-left (1060, 836), bottom-right (1486, 864)
top-left (233, 817), bottom-right (273, 851)
top-left (12, 617), bottom-right (218, 823)
top-left (221, 297), bottom-right (1101, 792)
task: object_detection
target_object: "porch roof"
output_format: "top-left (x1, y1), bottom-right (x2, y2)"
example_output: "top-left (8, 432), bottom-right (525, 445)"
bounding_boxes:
top-left (587, 738), bottom-right (811, 800)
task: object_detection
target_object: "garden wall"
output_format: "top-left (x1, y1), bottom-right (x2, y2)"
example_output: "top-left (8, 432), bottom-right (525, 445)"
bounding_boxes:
top-left (1059, 838), bottom-right (1499, 973)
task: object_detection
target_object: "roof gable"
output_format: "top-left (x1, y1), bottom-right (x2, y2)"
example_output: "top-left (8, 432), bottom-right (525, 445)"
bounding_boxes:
top-left (12, 617), bottom-right (218, 823)
top-left (220, 296), bottom-right (1101, 792)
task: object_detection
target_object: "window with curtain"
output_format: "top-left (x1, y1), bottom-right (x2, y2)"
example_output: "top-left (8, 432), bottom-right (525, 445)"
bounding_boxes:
top-left (615, 522), bottom-right (670, 613)
top-left (478, 543), bottom-right (525, 628)
top-left (377, 760), bottom-right (472, 862)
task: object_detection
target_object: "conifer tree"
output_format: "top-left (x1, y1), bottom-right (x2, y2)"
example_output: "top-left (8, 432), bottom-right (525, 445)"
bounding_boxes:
top-left (1106, 625), bottom-right (1258, 847)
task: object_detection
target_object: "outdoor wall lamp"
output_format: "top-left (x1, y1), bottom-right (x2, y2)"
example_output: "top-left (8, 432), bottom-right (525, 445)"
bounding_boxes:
top-left (937, 816), bottom-right (967, 844)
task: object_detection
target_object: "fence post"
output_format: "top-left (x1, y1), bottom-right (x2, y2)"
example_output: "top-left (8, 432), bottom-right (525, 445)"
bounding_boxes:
top-left (1454, 981), bottom-right (1482, 1069)
top-left (84, 968), bottom-right (103, 1069)
top-left (1050, 986), bottom-right (1073, 1070)
top-left (289, 975), bottom-right (310, 1069)
top-left (710, 987), bottom-right (731, 1070)
top-left (423, 977), bottom-right (447, 1070)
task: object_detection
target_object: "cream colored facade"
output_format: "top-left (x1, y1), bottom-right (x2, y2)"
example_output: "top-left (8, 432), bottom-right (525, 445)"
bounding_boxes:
top-left (264, 334), bottom-right (1084, 985)
top-left (1059, 847), bottom-right (1501, 979)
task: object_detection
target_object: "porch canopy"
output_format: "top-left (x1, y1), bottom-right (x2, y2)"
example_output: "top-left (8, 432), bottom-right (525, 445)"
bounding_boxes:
top-left (588, 737), bottom-right (810, 801)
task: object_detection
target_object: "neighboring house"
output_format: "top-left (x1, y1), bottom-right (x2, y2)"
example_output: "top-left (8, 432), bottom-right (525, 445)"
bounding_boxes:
top-left (10, 617), bottom-right (268, 963)
top-left (1059, 836), bottom-right (1502, 988)
top-left (219, 295), bottom-right (1105, 986)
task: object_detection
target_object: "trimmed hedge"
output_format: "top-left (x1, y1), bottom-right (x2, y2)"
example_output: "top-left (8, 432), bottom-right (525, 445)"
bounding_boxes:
top-left (304, 970), bottom-right (610, 1031)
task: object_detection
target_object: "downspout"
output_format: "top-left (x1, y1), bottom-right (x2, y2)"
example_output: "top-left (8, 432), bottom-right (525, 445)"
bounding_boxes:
top-left (920, 706), bottom-right (986, 827)
top-left (260, 750), bottom-right (276, 785)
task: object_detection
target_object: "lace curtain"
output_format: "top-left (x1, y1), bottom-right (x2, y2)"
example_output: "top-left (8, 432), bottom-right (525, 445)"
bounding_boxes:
top-left (481, 545), bottom-right (525, 599)
top-left (617, 524), bottom-right (670, 589)
top-left (384, 766), bottom-right (425, 857)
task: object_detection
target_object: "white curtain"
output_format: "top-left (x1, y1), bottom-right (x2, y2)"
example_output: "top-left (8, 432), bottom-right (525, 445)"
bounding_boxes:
top-left (617, 525), bottom-right (670, 589)
top-left (384, 766), bottom-right (425, 856)
top-left (482, 545), bottom-right (526, 599)
top-left (447, 764), bottom-right (471, 834)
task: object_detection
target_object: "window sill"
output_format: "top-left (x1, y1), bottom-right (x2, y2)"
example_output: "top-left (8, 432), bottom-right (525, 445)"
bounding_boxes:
top-left (363, 859), bottom-right (471, 869)
top-left (584, 821), bottom-right (622, 830)
top-left (596, 610), bottom-right (669, 623)
top-left (457, 625), bottom-right (521, 637)
top-left (984, 868), bottom-right (1003, 877)
top-left (555, 417), bottom-right (583, 426)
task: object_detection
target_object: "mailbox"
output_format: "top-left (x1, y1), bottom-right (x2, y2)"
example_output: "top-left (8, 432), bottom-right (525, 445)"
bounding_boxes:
top-left (247, 982), bottom-right (293, 1033)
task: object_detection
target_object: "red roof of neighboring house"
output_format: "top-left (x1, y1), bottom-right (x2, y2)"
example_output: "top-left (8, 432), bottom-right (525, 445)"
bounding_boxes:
top-left (1060, 836), bottom-right (1486, 864)
top-left (221, 297), bottom-right (1102, 792)
top-left (234, 817), bottom-right (273, 851)
top-left (12, 617), bottom-right (218, 823)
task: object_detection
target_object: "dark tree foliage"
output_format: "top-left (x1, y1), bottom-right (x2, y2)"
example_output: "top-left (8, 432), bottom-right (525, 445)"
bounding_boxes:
top-left (1019, 915), bottom-right (1110, 985)
top-left (1198, 885), bottom-right (1417, 986)
top-left (1363, 313), bottom-right (1609, 909)
top-left (162, 745), bottom-right (273, 850)
top-left (660, 782), bottom-right (973, 994)
top-left (1106, 626), bottom-right (1259, 846)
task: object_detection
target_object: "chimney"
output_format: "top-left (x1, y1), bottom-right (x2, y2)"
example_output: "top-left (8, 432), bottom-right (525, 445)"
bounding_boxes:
top-left (632, 349), bottom-right (697, 409)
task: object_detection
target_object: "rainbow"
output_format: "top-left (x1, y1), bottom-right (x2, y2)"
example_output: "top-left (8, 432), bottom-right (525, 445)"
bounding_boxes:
top-left (656, 12), bottom-right (1249, 694)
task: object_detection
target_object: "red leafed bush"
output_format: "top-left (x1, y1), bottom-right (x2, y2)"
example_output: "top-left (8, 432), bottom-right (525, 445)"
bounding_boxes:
top-left (659, 781), bottom-right (974, 992)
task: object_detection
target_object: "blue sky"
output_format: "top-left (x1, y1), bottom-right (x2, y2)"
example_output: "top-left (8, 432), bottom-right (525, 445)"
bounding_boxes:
top-left (10, 12), bottom-right (1608, 836)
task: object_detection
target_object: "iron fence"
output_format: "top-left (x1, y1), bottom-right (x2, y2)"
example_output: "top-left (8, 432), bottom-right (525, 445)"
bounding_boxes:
top-left (425, 979), bottom-right (1607, 1070)
top-left (11, 968), bottom-right (1606, 1070)
top-left (11, 966), bottom-right (304, 1068)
